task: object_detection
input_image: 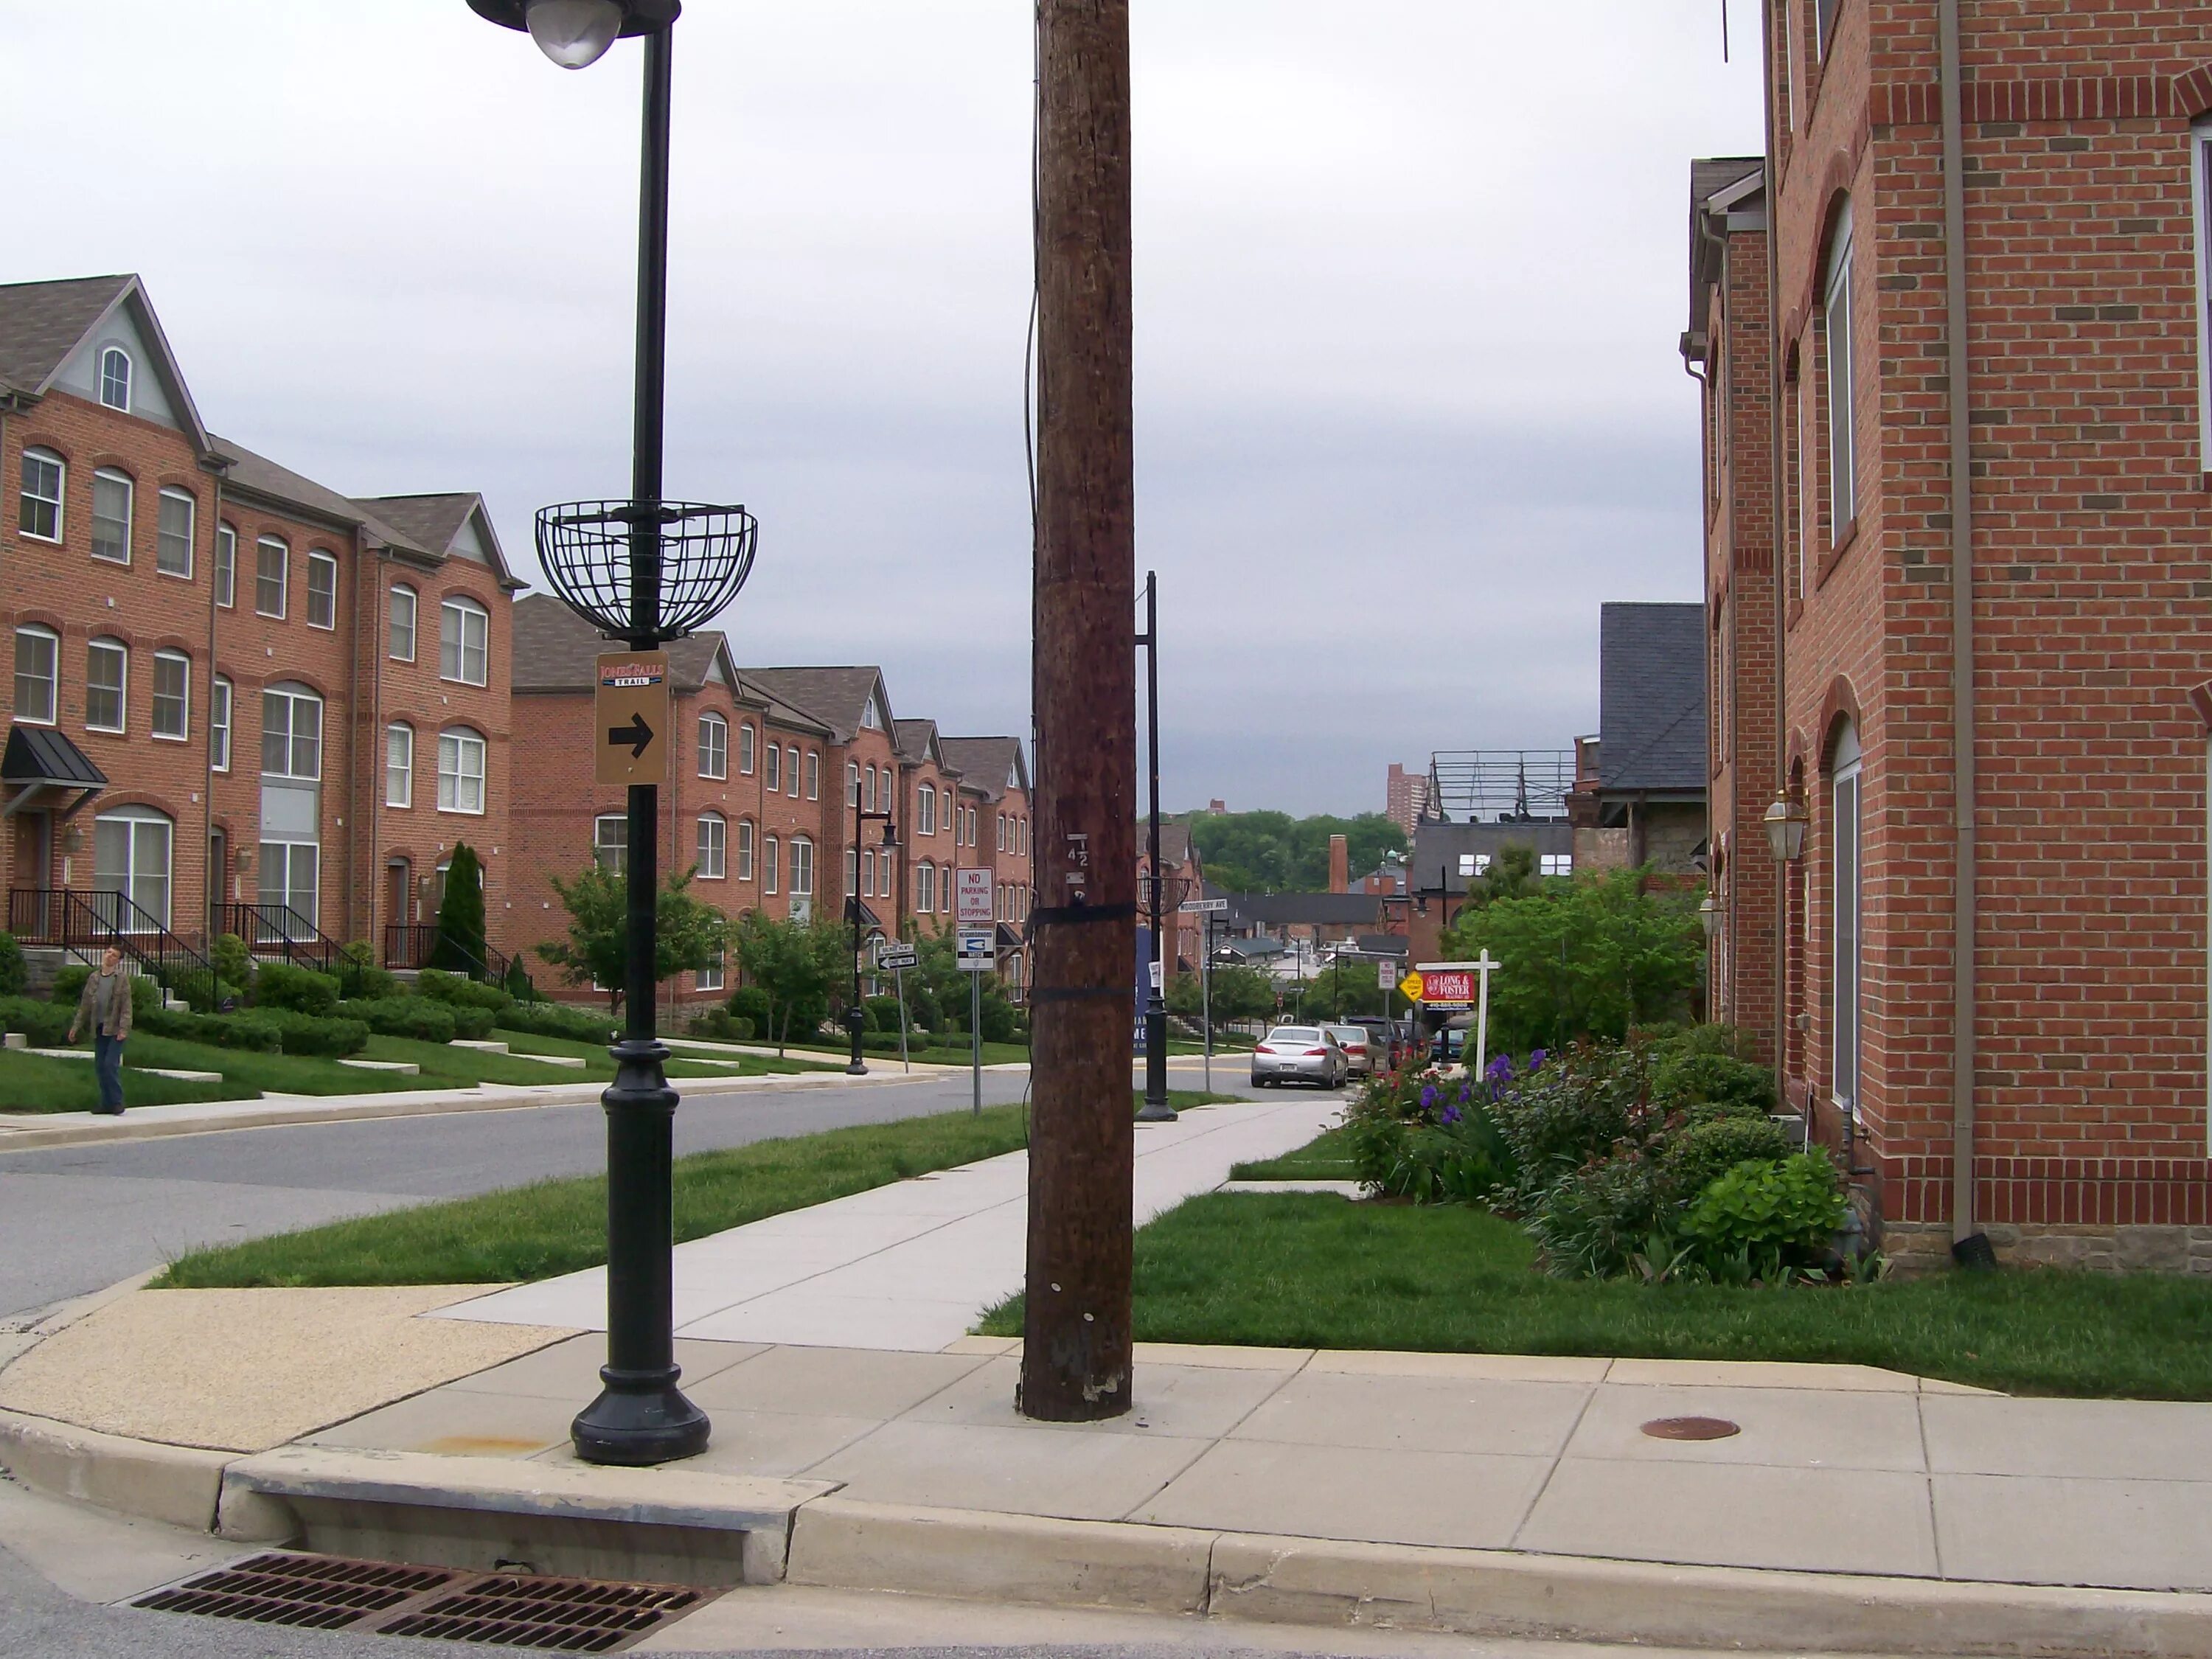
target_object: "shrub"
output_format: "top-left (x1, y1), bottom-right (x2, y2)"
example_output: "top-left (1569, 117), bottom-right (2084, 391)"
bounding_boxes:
top-left (140, 1006), bottom-right (283, 1053)
top-left (1653, 1051), bottom-right (1778, 1120)
top-left (1661, 1115), bottom-right (1796, 1201)
top-left (50, 963), bottom-right (88, 1006)
top-left (1682, 1152), bottom-right (1846, 1272)
top-left (1341, 1067), bottom-right (1516, 1203)
top-left (254, 961), bottom-right (341, 1017)
top-left (52, 966), bottom-right (161, 1019)
top-left (1527, 1147), bottom-right (1675, 1279)
top-left (338, 942), bottom-right (400, 1001)
top-left (429, 843), bottom-right (487, 977)
top-left (497, 1001), bottom-right (619, 1046)
top-left (0, 995), bottom-right (72, 1046)
top-left (501, 953), bottom-right (541, 1003)
top-left (417, 969), bottom-right (514, 1015)
top-left (448, 1004), bottom-right (496, 1040)
top-left (253, 1008), bottom-right (371, 1057)
top-left (0, 932), bottom-right (24, 998)
top-left (726, 986), bottom-right (772, 1031)
top-left (1490, 1042), bottom-right (1669, 1203)
top-left (687, 1006), bottom-right (756, 1042)
top-left (339, 998), bottom-right (457, 1043)
top-left (209, 934), bottom-right (255, 998)
top-left (864, 994), bottom-right (904, 1034)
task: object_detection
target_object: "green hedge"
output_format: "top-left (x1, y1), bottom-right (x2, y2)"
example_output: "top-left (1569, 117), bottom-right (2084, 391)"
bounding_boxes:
top-left (141, 1006), bottom-right (284, 1053)
top-left (340, 998), bottom-right (457, 1043)
top-left (417, 970), bottom-right (514, 1015)
top-left (254, 961), bottom-right (342, 1016)
top-left (0, 995), bottom-right (73, 1046)
top-left (0, 933), bottom-right (24, 998)
top-left (496, 1001), bottom-right (617, 1046)
top-left (257, 1008), bottom-right (370, 1057)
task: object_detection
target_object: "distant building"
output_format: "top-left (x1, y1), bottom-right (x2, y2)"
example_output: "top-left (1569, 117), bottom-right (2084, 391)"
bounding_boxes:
top-left (1403, 820), bottom-right (1577, 965)
top-left (1575, 602), bottom-right (1707, 874)
top-left (1383, 762), bottom-right (1427, 834)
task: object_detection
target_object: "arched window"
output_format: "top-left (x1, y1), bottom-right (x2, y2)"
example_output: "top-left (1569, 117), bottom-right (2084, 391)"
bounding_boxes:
top-left (13, 625), bottom-right (58, 724)
top-left (739, 722), bottom-right (756, 774)
top-left (255, 536), bottom-right (288, 617)
top-left (864, 765), bottom-right (877, 813)
top-left (439, 595), bottom-right (489, 685)
top-left (698, 811), bottom-right (726, 879)
top-left (438, 726), bottom-right (487, 814)
top-left (845, 846), bottom-right (859, 897)
top-left (698, 712), bottom-right (728, 779)
top-left (804, 750), bottom-right (820, 800)
top-left (84, 638), bottom-right (127, 732)
top-left (785, 745), bottom-right (799, 798)
top-left (94, 804), bottom-right (172, 931)
top-left (18, 448), bottom-right (64, 542)
top-left (765, 739), bottom-right (782, 793)
top-left (790, 836), bottom-right (814, 897)
top-left (1824, 198), bottom-right (1857, 535)
top-left (389, 584), bottom-right (417, 661)
top-left (595, 814), bottom-right (628, 874)
top-left (1831, 720), bottom-right (1863, 1118)
top-left (99, 347), bottom-right (132, 411)
top-left (917, 861), bottom-right (935, 914)
top-left (763, 834), bottom-right (779, 894)
top-left (917, 784), bottom-right (936, 836)
top-left (215, 522), bottom-right (237, 607)
top-left (150, 649), bottom-right (189, 740)
top-left (262, 684), bottom-right (322, 779)
top-left (736, 818), bottom-right (756, 882)
top-left (847, 761), bottom-right (860, 807)
top-left (386, 723), bottom-right (414, 807)
top-left (305, 551), bottom-right (338, 630)
top-left (91, 467), bottom-right (133, 564)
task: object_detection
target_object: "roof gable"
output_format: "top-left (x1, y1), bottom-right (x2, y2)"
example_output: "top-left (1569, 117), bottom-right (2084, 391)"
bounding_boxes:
top-left (355, 493), bottom-right (526, 592)
top-left (938, 736), bottom-right (1026, 801)
top-left (740, 667), bottom-right (891, 743)
top-left (0, 275), bottom-right (216, 457)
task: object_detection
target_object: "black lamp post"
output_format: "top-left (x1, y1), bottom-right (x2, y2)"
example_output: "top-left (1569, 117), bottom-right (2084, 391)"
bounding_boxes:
top-left (470, 0), bottom-right (755, 1468)
top-left (846, 798), bottom-right (897, 1075)
top-left (1135, 571), bottom-right (1177, 1122)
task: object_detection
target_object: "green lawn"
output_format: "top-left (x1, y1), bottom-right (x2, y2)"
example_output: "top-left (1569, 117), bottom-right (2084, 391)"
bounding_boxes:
top-left (156, 1089), bottom-right (1231, 1289)
top-left (1230, 1124), bottom-right (1357, 1181)
top-left (0, 1048), bottom-right (234, 1112)
top-left (978, 1192), bottom-right (2212, 1400)
top-left (762, 1037), bottom-right (1034, 1068)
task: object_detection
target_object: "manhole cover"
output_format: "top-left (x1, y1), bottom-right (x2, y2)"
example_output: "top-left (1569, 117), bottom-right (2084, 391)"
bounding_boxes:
top-left (135, 1552), bottom-right (715, 1651)
top-left (1641, 1415), bottom-right (1741, 1441)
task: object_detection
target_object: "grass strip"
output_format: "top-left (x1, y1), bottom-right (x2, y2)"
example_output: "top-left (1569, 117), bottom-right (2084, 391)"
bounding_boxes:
top-left (154, 1088), bottom-right (1234, 1290)
top-left (0, 1048), bottom-right (234, 1113)
top-left (1230, 1124), bottom-right (1358, 1181)
top-left (981, 1192), bottom-right (2212, 1399)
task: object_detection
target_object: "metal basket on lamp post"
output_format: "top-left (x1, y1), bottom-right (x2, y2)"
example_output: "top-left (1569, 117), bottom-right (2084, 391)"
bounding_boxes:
top-left (535, 499), bottom-right (757, 644)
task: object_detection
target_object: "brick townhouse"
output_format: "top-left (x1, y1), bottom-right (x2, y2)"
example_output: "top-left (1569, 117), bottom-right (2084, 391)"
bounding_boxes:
top-left (507, 597), bottom-right (1034, 1006)
top-left (0, 274), bottom-right (522, 978)
top-left (935, 735), bottom-right (1034, 998)
top-left (1688, 1), bottom-right (2212, 1270)
top-left (1136, 818), bottom-right (1204, 990)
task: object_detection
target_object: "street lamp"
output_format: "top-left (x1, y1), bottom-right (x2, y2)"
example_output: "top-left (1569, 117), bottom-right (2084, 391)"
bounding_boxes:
top-left (1698, 893), bottom-right (1723, 939)
top-left (846, 802), bottom-right (897, 1075)
top-left (471, 0), bottom-right (754, 1469)
top-left (1763, 791), bottom-right (1809, 861)
top-left (1135, 571), bottom-right (1177, 1123)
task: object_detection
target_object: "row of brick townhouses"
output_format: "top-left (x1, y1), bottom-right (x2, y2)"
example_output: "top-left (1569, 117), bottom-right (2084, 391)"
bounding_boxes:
top-left (508, 596), bottom-right (1034, 1006)
top-left (0, 275), bottom-right (524, 975)
top-left (1690, 2), bottom-right (2212, 1270)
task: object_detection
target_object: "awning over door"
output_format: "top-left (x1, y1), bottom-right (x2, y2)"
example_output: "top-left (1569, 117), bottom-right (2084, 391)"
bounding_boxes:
top-left (2, 725), bottom-right (107, 820)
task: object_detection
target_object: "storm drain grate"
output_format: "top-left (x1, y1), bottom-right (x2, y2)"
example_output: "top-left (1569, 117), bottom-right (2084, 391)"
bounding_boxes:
top-left (134, 1552), bottom-right (714, 1650)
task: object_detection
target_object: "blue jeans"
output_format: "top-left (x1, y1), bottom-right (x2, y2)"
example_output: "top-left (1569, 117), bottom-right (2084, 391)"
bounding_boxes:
top-left (94, 1033), bottom-right (125, 1112)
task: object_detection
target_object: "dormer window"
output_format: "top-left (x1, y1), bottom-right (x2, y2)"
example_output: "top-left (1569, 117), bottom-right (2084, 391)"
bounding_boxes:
top-left (862, 691), bottom-right (886, 730)
top-left (99, 347), bottom-right (131, 411)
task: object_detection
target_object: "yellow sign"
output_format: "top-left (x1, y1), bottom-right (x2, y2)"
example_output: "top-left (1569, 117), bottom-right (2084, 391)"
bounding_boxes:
top-left (595, 651), bottom-right (671, 787)
top-left (1398, 972), bottom-right (1425, 1004)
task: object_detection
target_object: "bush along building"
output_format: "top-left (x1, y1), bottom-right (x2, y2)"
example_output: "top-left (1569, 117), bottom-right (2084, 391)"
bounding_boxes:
top-left (506, 595), bottom-right (1033, 1009)
top-left (1688, 4), bottom-right (2212, 1273)
top-left (0, 274), bottom-right (524, 992)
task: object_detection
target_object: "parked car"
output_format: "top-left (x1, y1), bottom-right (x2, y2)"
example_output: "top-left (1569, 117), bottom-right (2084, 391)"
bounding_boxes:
top-left (1343, 1015), bottom-right (1408, 1069)
top-left (1323, 1023), bottom-right (1375, 1077)
top-left (1429, 1017), bottom-right (1472, 1071)
top-left (1251, 1025), bottom-right (1349, 1089)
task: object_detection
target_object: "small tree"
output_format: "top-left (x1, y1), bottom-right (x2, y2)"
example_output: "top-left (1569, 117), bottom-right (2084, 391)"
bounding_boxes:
top-left (1306, 956), bottom-right (1387, 1020)
top-left (538, 863), bottom-right (731, 1015)
top-left (429, 843), bottom-right (488, 977)
top-left (1206, 962), bottom-right (1278, 1033)
top-left (732, 911), bottom-right (848, 1053)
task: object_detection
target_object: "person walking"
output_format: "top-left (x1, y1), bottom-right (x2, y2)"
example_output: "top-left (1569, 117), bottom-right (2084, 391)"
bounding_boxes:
top-left (68, 947), bottom-right (133, 1116)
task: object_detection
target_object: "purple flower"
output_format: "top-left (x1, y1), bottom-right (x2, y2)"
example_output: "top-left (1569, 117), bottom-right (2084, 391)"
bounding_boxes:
top-left (1419, 1084), bottom-right (1438, 1110)
top-left (1528, 1049), bottom-right (1548, 1071)
top-left (1440, 1105), bottom-right (1462, 1126)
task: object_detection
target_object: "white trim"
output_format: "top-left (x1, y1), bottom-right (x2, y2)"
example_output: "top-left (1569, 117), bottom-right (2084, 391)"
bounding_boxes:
top-left (12, 624), bottom-right (59, 726)
top-left (388, 584), bottom-right (418, 662)
top-left (698, 711), bottom-right (728, 780)
top-left (2196, 125), bottom-right (2212, 473)
top-left (90, 467), bottom-right (133, 565)
top-left (1824, 198), bottom-right (1857, 535)
top-left (155, 486), bottom-right (195, 579)
top-left (386, 721), bottom-right (414, 808)
top-left (150, 648), bottom-right (191, 742)
top-left (439, 595), bottom-right (490, 686)
top-left (214, 523), bottom-right (237, 608)
top-left (255, 536), bottom-right (288, 619)
top-left (437, 726), bottom-right (487, 815)
top-left (210, 675), bottom-right (233, 772)
top-left (697, 810), bottom-right (726, 879)
top-left (99, 345), bottom-right (133, 411)
top-left (18, 447), bottom-right (65, 543)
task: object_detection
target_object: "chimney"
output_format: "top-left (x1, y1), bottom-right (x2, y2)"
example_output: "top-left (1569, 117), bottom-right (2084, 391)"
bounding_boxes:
top-left (1328, 833), bottom-right (1349, 894)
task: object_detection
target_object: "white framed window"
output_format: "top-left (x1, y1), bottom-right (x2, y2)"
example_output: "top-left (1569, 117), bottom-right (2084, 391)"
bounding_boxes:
top-left (215, 523), bottom-right (236, 607)
top-left (863, 847), bottom-right (876, 897)
top-left (151, 650), bottom-right (189, 740)
top-left (698, 712), bottom-right (728, 779)
top-left (439, 596), bottom-right (489, 685)
top-left (256, 537), bottom-right (288, 617)
top-left (786, 746), bottom-right (800, 799)
top-left (997, 813), bottom-right (1006, 853)
top-left (388, 585), bottom-right (417, 661)
top-left (763, 834), bottom-right (779, 895)
top-left (261, 684), bottom-right (323, 779)
top-left (306, 550), bottom-right (338, 630)
top-left (940, 868), bottom-right (953, 912)
top-left (698, 811), bottom-right (726, 878)
top-left (697, 950), bottom-right (726, 993)
top-left (736, 818), bottom-right (756, 882)
top-left (18, 448), bottom-right (63, 542)
top-left (739, 722), bottom-right (756, 774)
top-left (210, 675), bottom-right (232, 771)
top-left (1832, 723), bottom-right (1864, 1117)
top-left (1823, 198), bottom-right (1857, 537)
top-left (918, 784), bottom-right (936, 836)
top-left (1540, 853), bottom-right (1573, 878)
top-left (156, 487), bottom-right (194, 577)
top-left (790, 835), bottom-right (815, 897)
top-left (847, 762), bottom-right (860, 807)
top-left (595, 814), bottom-right (628, 874)
top-left (258, 841), bottom-right (319, 931)
top-left (765, 741), bottom-right (782, 793)
top-left (805, 750), bottom-right (819, 800)
top-left (861, 690), bottom-right (886, 729)
top-left (94, 805), bottom-right (172, 931)
top-left (13, 626), bottom-right (58, 724)
top-left (386, 723), bottom-right (414, 807)
top-left (91, 468), bottom-right (132, 563)
top-left (99, 347), bottom-right (131, 411)
top-left (85, 638), bottom-right (127, 732)
top-left (845, 846), bottom-right (859, 897)
top-left (863, 765), bottom-right (877, 813)
top-left (917, 861), bottom-right (935, 913)
top-left (437, 726), bottom-right (487, 814)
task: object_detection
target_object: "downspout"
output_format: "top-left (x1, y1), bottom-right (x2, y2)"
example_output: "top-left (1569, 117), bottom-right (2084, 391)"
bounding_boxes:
top-left (205, 465), bottom-right (223, 941)
top-left (1941, 0), bottom-right (1989, 1262)
top-left (369, 547), bottom-right (386, 964)
top-left (1761, 0), bottom-right (1790, 1093)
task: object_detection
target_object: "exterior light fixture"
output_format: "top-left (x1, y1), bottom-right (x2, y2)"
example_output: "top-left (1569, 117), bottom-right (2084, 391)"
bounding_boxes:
top-left (1763, 793), bottom-right (1808, 861)
top-left (1698, 894), bottom-right (1723, 939)
top-left (467, 0), bottom-right (681, 72)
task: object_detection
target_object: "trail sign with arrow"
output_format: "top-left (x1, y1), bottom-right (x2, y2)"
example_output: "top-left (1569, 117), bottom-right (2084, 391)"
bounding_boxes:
top-left (596, 651), bottom-right (671, 787)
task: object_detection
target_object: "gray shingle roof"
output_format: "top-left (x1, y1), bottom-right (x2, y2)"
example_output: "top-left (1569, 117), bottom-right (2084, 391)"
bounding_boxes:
top-left (0, 275), bottom-right (133, 392)
top-left (741, 668), bottom-right (887, 744)
top-left (937, 737), bottom-right (1026, 801)
top-left (510, 593), bottom-right (726, 694)
top-left (892, 718), bottom-right (939, 765)
top-left (1222, 892), bottom-right (1382, 928)
top-left (1597, 602), bottom-right (1706, 795)
top-left (355, 492), bottom-right (524, 591)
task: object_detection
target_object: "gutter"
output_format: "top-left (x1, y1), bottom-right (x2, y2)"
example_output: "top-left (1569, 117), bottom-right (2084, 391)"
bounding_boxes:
top-left (1941, 0), bottom-right (1989, 1264)
top-left (1760, 0), bottom-right (1790, 1096)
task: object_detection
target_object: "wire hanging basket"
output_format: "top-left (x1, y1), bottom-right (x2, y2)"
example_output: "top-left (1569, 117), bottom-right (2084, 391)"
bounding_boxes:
top-left (535, 499), bottom-right (757, 643)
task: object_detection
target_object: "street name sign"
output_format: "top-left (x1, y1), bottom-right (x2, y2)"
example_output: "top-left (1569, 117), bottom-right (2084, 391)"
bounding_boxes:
top-left (875, 943), bottom-right (919, 972)
top-left (1178, 897), bottom-right (1228, 914)
top-left (957, 928), bottom-right (995, 972)
top-left (594, 651), bottom-right (671, 787)
top-left (956, 867), bottom-right (995, 925)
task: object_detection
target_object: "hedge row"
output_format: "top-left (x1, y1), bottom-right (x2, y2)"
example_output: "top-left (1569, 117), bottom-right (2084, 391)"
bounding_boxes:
top-left (495, 1001), bottom-right (618, 1046)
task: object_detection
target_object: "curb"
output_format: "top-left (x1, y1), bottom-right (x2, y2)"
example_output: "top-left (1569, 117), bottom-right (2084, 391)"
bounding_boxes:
top-left (0, 1063), bottom-right (939, 1151)
top-left (0, 1408), bottom-right (228, 1532)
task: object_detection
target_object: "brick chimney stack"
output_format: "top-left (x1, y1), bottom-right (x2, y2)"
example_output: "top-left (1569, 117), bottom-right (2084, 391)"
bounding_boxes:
top-left (1328, 833), bottom-right (1349, 894)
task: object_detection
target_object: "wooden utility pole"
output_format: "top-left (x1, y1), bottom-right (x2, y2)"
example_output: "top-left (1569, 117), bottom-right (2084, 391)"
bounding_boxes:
top-left (1021, 0), bottom-right (1136, 1422)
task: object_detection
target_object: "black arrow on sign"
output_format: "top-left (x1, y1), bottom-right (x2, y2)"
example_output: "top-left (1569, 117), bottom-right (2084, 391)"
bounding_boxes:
top-left (607, 713), bottom-right (654, 758)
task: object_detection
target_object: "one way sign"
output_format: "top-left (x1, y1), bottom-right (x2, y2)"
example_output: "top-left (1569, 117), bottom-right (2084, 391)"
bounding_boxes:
top-left (596, 651), bottom-right (671, 787)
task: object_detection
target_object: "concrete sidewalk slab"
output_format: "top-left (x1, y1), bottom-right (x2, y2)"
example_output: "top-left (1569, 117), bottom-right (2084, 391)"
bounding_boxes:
top-left (1921, 1392), bottom-right (2212, 1480)
top-left (1562, 1382), bottom-right (1928, 1471)
top-left (1229, 1370), bottom-right (1592, 1458)
top-left (801, 1418), bottom-right (1214, 1522)
top-left (1934, 1472), bottom-right (2212, 1591)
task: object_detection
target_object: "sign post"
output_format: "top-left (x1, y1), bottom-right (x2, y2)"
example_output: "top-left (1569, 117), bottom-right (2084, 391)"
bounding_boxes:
top-left (875, 939), bottom-right (919, 1074)
top-left (1178, 896), bottom-right (1228, 1093)
top-left (958, 926), bottom-right (994, 1114)
top-left (1413, 956), bottom-right (1503, 1077)
top-left (594, 653), bottom-right (672, 787)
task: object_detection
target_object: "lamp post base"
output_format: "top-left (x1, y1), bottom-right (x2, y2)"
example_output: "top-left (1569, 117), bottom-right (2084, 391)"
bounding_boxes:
top-left (1137, 998), bottom-right (1178, 1121)
top-left (572, 1368), bottom-right (710, 1466)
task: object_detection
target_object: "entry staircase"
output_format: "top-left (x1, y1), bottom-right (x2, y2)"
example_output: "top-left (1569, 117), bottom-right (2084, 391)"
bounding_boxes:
top-left (215, 902), bottom-right (369, 998)
top-left (6, 888), bottom-right (217, 1012)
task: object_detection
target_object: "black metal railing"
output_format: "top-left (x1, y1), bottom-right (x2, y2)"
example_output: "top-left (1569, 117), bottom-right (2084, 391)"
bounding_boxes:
top-left (213, 902), bottom-right (367, 996)
top-left (8, 887), bottom-right (218, 1012)
top-left (383, 922), bottom-right (530, 993)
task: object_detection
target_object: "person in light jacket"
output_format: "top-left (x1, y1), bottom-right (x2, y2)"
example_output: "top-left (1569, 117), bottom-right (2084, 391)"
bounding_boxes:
top-left (68, 947), bottom-right (133, 1115)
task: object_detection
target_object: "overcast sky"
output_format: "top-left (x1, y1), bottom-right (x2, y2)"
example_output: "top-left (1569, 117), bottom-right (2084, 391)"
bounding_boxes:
top-left (6, 1), bottom-right (1761, 817)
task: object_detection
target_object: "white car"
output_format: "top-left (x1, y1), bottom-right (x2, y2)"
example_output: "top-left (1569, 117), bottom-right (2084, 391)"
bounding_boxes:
top-left (1251, 1026), bottom-right (1349, 1089)
top-left (1322, 1023), bottom-right (1374, 1077)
